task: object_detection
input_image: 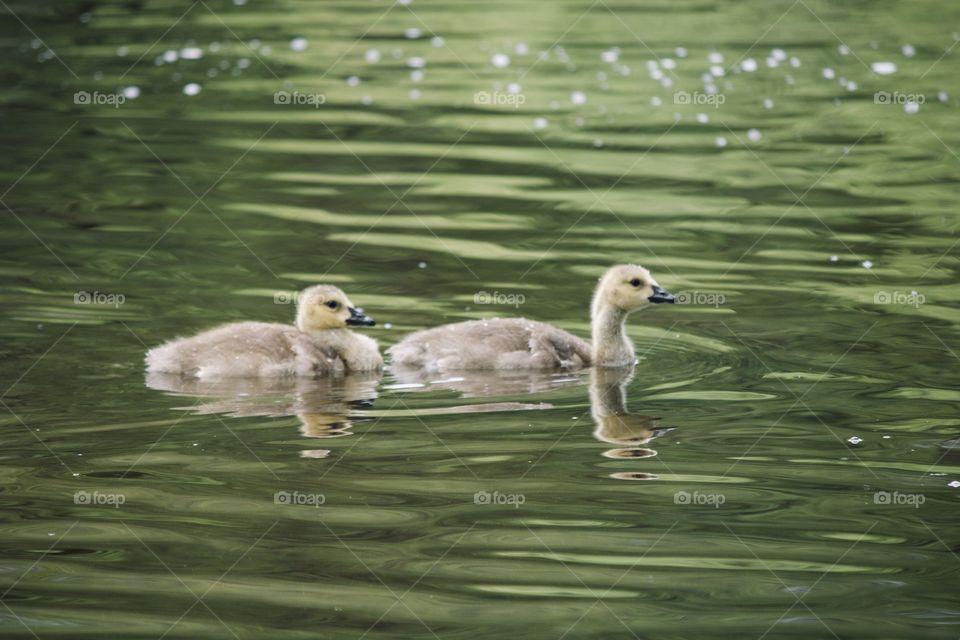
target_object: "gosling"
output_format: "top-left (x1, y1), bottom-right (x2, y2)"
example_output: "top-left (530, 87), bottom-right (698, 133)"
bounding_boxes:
top-left (388, 264), bottom-right (674, 372)
top-left (146, 285), bottom-right (383, 378)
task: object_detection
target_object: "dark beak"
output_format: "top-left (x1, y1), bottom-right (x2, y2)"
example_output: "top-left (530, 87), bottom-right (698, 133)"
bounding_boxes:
top-left (648, 285), bottom-right (675, 304)
top-left (345, 307), bottom-right (376, 326)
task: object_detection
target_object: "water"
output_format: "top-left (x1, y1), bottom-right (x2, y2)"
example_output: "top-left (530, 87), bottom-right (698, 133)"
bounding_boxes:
top-left (2, 0), bottom-right (960, 637)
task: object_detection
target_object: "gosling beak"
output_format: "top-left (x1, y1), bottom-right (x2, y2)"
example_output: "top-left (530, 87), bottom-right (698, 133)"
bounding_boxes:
top-left (346, 307), bottom-right (376, 326)
top-left (648, 285), bottom-right (676, 304)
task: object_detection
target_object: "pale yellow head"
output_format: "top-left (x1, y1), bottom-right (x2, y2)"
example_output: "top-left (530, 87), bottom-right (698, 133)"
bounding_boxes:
top-left (591, 264), bottom-right (675, 318)
top-left (295, 285), bottom-right (376, 332)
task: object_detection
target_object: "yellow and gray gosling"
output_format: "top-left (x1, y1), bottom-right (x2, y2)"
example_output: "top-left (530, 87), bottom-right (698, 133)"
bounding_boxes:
top-left (388, 264), bottom-right (674, 372)
top-left (146, 285), bottom-right (382, 378)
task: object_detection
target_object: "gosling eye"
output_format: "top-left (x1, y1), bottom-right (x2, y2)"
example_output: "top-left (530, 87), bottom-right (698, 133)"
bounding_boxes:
top-left (629, 278), bottom-right (643, 288)
top-left (325, 300), bottom-right (339, 309)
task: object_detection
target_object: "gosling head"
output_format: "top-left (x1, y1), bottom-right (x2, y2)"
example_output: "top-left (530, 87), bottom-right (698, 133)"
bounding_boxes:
top-left (592, 264), bottom-right (675, 317)
top-left (294, 285), bottom-right (376, 332)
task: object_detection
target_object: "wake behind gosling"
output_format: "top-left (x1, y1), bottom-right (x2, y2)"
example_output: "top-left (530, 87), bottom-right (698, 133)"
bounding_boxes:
top-left (146, 285), bottom-right (382, 378)
top-left (388, 264), bottom-right (674, 372)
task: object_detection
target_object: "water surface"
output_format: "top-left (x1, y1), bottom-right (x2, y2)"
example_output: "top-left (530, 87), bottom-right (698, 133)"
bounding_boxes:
top-left (2, 0), bottom-right (960, 638)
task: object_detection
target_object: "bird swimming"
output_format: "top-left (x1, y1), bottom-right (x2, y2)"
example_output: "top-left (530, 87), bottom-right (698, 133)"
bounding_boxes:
top-left (146, 285), bottom-right (382, 378)
top-left (388, 264), bottom-right (674, 372)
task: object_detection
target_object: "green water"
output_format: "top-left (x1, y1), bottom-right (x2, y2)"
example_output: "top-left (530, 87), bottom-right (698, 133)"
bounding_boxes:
top-left (2, 0), bottom-right (960, 637)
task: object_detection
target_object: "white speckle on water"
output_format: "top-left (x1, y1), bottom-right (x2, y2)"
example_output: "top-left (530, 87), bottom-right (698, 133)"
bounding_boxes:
top-left (675, 46), bottom-right (688, 58)
top-left (121, 86), bottom-right (140, 99)
top-left (649, 67), bottom-right (664, 80)
top-left (847, 436), bottom-right (863, 445)
top-left (409, 88), bottom-right (421, 100)
top-left (570, 90), bottom-right (587, 105)
top-left (384, 322), bottom-right (393, 329)
top-left (829, 255), bottom-right (839, 262)
top-left (410, 69), bottom-right (424, 81)
top-left (938, 90), bottom-right (949, 103)
top-left (506, 82), bottom-right (522, 94)
top-left (650, 96), bottom-right (662, 107)
top-left (491, 53), bottom-right (510, 68)
top-left (290, 37), bottom-right (308, 52)
top-left (533, 117), bottom-right (548, 130)
top-left (765, 56), bottom-right (779, 68)
top-left (709, 65), bottom-right (725, 77)
top-left (361, 95), bottom-right (373, 105)
top-left (236, 58), bottom-right (251, 69)
top-left (845, 80), bottom-right (858, 91)
top-left (949, 480), bottom-right (960, 488)
top-left (181, 46), bottom-right (204, 59)
top-left (593, 139), bottom-right (604, 148)
top-left (763, 98), bottom-right (774, 109)
top-left (515, 42), bottom-right (529, 55)
top-left (233, 0), bottom-right (246, 5)
top-left (902, 43), bottom-right (916, 58)
top-left (601, 48), bottom-right (620, 63)
top-left (871, 61), bottom-right (897, 75)
top-left (116, 46), bottom-right (129, 57)
top-left (747, 128), bottom-right (762, 142)
top-left (741, 58), bottom-right (758, 72)
top-left (838, 44), bottom-right (850, 55)
top-left (696, 112), bottom-right (708, 123)
top-left (182, 83), bottom-right (201, 96)
top-left (771, 47), bottom-right (787, 61)
top-left (661, 58), bottom-right (676, 70)
top-left (162, 49), bottom-right (179, 63)
top-left (404, 27), bottom-right (421, 39)
top-left (417, 261), bottom-right (427, 268)
top-left (365, 48), bottom-right (381, 63)
top-left (407, 56), bottom-right (426, 68)
top-left (431, 36), bottom-right (445, 48)
top-left (862, 260), bottom-right (873, 269)
top-left (822, 67), bottom-right (836, 79)
top-left (708, 51), bottom-right (724, 64)
top-left (789, 56), bottom-right (801, 68)
top-left (715, 136), bottom-right (727, 148)
top-left (346, 75), bottom-right (360, 87)
top-left (660, 76), bottom-right (673, 88)
top-left (904, 100), bottom-right (920, 114)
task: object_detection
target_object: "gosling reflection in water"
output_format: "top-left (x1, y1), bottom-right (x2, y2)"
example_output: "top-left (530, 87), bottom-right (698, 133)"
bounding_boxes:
top-left (590, 367), bottom-right (674, 480)
top-left (145, 371), bottom-right (381, 456)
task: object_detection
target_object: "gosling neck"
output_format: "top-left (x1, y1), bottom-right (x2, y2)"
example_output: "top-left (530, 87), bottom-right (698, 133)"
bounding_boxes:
top-left (590, 304), bottom-right (635, 368)
top-left (303, 327), bottom-right (374, 371)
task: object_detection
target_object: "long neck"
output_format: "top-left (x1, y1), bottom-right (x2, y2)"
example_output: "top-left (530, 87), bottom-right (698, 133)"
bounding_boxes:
top-left (591, 304), bottom-right (634, 367)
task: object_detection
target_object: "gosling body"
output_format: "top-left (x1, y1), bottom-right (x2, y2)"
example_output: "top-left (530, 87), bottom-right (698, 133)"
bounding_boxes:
top-left (146, 285), bottom-right (382, 379)
top-left (388, 264), bottom-right (674, 372)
